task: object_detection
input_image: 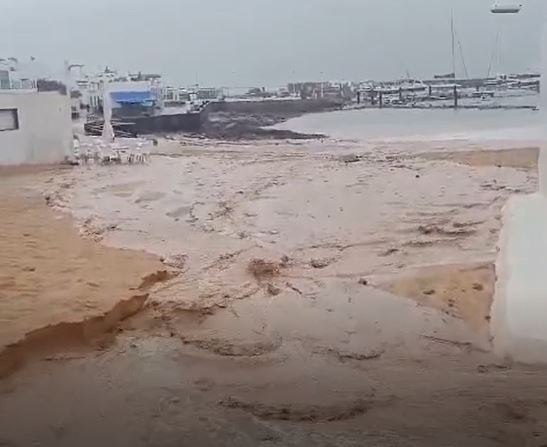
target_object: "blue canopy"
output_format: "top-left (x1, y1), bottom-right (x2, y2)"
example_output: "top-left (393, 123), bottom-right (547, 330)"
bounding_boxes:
top-left (110, 91), bottom-right (154, 105)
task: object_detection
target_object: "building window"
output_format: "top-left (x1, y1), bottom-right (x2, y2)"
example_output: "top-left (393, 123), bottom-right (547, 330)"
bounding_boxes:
top-left (0, 109), bottom-right (19, 131)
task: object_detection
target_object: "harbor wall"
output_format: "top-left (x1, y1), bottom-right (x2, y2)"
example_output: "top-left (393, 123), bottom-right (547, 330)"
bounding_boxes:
top-left (209, 98), bottom-right (344, 114)
top-left (130, 110), bottom-right (205, 134)
top-left (0, 91), bottom-right (72, 165)
top-left (125, 99), bottom-right (342, 135)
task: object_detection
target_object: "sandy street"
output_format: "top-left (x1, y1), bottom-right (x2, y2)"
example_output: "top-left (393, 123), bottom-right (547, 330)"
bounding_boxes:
top-left (1, 139), bottom-right (546, 446)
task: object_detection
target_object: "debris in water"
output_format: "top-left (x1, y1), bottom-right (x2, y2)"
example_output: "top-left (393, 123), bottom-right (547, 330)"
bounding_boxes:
top-left (267, 283), bottom-right (281, 296)
top-left (380, 248), bottom-right (399, 257)
top-left (421, 335), bottom-right (486, 352)
top-left (248, 258), bottom-right (281, 280)
top-left (286, 282), bottom-right (304, 296)
top-left (339, 154), bottom-right (362, 164)
top-left (418, 224), bottom-right (476, 237)
top-left (310, 258), bottom-right (331, 269)
top-left (477, 364), bottom-right (509, 374)
top-left (219, 396), bottom-right (373, 422)
top-left (139, 270), bottom-right (177, 290)
top-left (162, 254), bottom-right (188, 270)
top-left (317, 346), bottom-right (384, 362)
top-left (181, 337), bottom-right (281, 357)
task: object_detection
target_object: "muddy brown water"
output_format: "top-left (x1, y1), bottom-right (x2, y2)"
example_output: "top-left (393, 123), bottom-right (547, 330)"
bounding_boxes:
top-left (1, 141), bottom-right (546, 446)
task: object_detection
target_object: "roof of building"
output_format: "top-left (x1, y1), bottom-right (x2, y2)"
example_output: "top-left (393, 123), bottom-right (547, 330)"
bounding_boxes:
top-left (110, 91), bottom-right (154, 104)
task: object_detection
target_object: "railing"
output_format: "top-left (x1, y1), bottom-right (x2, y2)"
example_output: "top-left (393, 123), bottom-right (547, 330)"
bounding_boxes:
top-left (0, 79), bottom-right (37, 91)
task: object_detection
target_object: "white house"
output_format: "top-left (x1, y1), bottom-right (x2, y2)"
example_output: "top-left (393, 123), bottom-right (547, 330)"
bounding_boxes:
top-left (0, 90), bottom-right (72, 165)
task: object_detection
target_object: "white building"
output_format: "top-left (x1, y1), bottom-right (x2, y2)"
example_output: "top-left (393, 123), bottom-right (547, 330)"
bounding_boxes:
top-left (0, 91), bottom-right (72, 165)
top-left (71, 67), bottom-right (164, 113)
top-left (70, 67), bottom-right (119, 112)
top-left (0, 58), bottom-right (37, 90)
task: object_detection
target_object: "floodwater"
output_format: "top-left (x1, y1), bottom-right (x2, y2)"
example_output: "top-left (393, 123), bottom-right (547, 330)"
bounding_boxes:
top-left (0, 137), bottom-right (545, 446)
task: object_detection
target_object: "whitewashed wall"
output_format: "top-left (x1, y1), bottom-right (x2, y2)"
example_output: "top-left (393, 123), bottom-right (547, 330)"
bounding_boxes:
top-left (0, 91), bottom-right (72, 165)
top-left (492, 12), bottom-right (547, 364)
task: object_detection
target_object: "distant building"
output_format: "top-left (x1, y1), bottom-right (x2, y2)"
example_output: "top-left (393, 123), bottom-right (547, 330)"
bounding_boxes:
top-left (129, 72), bottom-right (162, 83)
top-left (196, 87), bottom-right (221, 101)
top-left (0, 69), bottom-right (10, 89)
top-left (0, 58), bottom-right (37, 90)
top-left (106, 81), bottom-right (159, 119)
top-left (70, 67), bottom-right (165, 115)
top-left (163, 87), bottom-right (191, 105)
top-left (287, 81), bottom-right (351, 100)
top-left (70, 90), bottom-right (83, 119)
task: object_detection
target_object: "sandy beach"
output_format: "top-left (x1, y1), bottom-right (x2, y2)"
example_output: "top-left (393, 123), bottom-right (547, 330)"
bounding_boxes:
top-left (1, 138), bottom-right (546, 446)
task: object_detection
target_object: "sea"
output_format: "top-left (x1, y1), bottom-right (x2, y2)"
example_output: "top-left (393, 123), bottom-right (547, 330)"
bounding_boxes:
top-left (274, 95), bottom-right (542, 148)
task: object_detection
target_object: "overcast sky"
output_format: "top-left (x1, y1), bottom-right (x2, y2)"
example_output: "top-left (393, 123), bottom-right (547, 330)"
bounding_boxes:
top-left (1, 0), bottom-right (545, 87)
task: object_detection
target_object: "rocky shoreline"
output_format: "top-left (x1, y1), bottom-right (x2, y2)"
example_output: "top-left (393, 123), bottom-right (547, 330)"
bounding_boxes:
top-left (200, 111), bottom-right (325, 140)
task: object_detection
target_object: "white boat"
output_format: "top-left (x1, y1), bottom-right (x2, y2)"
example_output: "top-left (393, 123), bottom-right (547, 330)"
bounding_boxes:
top-left (517, 78), bottom-right (540, 88)
top-left (401, 81), bottom-right (427, 93)
top-left (491, 3), bottom-right (522, 13)
top-left (430, 83), bottom-right (461, 90)
top-left (375, 86), bottom-right (400, 95)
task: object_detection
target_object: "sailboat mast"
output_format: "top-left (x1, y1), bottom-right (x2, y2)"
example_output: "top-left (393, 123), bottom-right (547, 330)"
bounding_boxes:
top-left (451, 10), bottom-right (456, 77)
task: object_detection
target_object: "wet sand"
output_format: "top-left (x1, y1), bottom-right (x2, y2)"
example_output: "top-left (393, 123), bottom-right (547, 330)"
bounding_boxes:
top-left (419, 147), bottom-right (539, 170)
top-left (0, 173), bottom-right (169, 377)
top-left (377, 263), bottom-right (495, 334)
top-left (1, 141), bottom-right (546, 446)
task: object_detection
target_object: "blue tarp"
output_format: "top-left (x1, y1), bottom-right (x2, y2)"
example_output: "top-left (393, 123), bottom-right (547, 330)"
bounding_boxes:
top-left (110, 91), bottom-right (154, 104)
